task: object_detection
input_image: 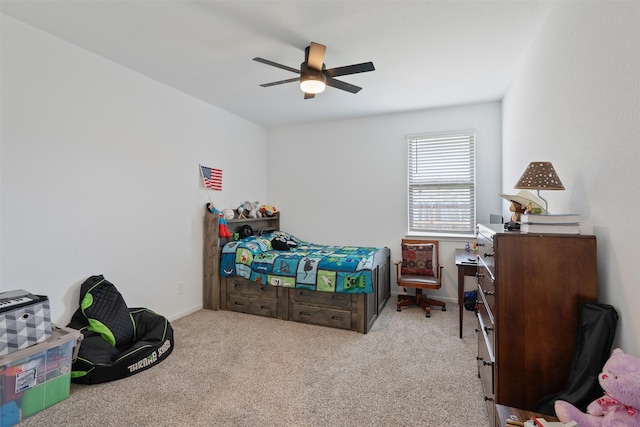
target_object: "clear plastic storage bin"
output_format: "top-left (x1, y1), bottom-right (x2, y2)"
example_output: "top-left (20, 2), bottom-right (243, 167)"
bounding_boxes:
top-left (1, 325), bottom-right (82, 427)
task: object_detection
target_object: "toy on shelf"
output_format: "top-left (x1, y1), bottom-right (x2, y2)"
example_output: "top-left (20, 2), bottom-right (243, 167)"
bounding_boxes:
top-left (508, 200), bottom-right (527, 222)
top-left (247, 201), bottom-right (261, 218)
top-left (206, 203), bottom-right (231, 238)
top-left (236, 203), bottom-right (246, 219)
top-left (260, 204), bottom-right (278, 217)
top-left (555, 348), bottom-right (640, 426)
top-left (221, 208), bottom-right (235, 220)
top-left (236, 201), bottom-right (262, 219)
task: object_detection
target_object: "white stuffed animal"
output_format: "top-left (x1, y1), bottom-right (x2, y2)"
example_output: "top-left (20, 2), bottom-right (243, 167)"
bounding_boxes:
top-left (247, 201), bottom-right (262, 218)
top-left (238, 201), bottom-right (262, 219)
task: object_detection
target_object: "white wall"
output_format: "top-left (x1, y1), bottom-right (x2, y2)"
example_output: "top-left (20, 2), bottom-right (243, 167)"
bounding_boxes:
top-left (503, 2), bottom-right (640, 354)
top-left (0, 15), bottom-right (268, 324)
top-left (267, 102), bottom-right (502, 302)
top-left (9, 2), bottom-right (635, 357)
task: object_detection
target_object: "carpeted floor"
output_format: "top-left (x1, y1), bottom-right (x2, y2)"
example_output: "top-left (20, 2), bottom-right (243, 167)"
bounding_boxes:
top-left (21, 302), bottom-right (489, 426)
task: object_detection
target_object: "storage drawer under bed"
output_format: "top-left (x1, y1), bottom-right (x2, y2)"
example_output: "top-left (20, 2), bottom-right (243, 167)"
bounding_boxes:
top-left (223, 277), bottom-right (284, 319)
top-left (289, 288), bottom-right (353, 309)
top-left (227, 294), bottom-right (279, 318)
top-left (290, 303), bottom-right (352, 330)
top-left (225, 278), bottom-right (279, 298)
top-left (288, 288), bottom-right (357, 330)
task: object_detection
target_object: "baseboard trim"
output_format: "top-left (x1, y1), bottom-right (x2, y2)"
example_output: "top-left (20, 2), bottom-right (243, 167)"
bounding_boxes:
top-left (167, 304), bottom-right (203, 321)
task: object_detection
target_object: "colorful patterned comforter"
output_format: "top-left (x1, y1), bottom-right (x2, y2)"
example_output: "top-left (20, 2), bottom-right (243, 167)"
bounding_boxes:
top-left (220, 232), bottom-right (379, 293)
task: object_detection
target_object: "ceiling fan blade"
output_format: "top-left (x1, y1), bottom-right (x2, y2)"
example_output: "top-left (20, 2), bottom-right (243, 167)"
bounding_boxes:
top-left (324, 62), bottom-right (375, 78)
top-left (260, 77), bottom-right (300, 87)
top-left (253, 57), bottom-right (300, 74)
top-left (307, 42), bottom-right (326, 71)
top-left (325, 76), bottom-right (362, 94)
top-left (304, 92), bottom-right (316, 100)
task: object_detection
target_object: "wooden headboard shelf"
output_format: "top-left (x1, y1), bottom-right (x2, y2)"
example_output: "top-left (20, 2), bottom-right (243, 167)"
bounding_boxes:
top-left (226, 214), bottom-right (280, 240)
top-left (203, 213), bottom-right (280, 310)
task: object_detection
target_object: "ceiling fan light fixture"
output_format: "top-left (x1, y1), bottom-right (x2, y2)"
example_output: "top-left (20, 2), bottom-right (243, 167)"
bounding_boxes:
top-left (300, 72), bottom-right (326, 94)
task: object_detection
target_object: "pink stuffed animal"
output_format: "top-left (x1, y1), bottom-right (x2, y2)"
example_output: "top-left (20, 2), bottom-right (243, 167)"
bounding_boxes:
top-left (555, 348), bottom-right (640, 426)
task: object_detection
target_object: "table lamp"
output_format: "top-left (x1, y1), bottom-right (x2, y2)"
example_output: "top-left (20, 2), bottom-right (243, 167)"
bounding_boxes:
top-left (513, 161), bottom-right (564, 214)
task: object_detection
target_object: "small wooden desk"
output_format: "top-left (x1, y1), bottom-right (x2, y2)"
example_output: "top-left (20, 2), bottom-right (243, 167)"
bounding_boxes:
top-left (455, 248), bottom-right (478, 338)
top-left (495, 404), bottom-right (559, 426)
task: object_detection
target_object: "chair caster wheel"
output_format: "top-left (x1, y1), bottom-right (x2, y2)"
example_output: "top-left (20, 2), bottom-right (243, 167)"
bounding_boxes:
top-left (442, 307), bottom-right (447, 312)
top-left (397, 307), bottom-right (401, 312)
top-left (425, 313), bottom-right (431, 318)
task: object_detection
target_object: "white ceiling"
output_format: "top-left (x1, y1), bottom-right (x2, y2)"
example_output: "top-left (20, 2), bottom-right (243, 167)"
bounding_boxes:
top-left (1, 0), bottom-right (551, 128)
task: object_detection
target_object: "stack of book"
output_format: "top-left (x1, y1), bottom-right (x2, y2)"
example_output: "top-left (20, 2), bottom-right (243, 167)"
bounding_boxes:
top-left (519, 213), bottom-right (581, 234)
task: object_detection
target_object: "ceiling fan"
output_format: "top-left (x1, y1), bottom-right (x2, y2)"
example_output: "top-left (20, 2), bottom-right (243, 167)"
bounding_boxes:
top-left (253, 42), bottom-right (375, 99)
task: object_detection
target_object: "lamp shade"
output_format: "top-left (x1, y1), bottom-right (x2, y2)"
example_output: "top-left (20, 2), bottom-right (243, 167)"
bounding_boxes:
top-left (514, 162), bottom-right (565, 190)
top-left (513, 161), bottom-right (564, 214)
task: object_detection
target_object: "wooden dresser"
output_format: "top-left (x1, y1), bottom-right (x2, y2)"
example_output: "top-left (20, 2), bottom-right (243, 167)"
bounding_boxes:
top-left (475, 224), bottom-right (597, 427)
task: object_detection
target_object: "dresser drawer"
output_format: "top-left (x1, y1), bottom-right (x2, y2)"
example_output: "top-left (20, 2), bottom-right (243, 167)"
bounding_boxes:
top-left (478, 254), bottom-right (495, 281)
top-left (477, 226), bottom-right (496, 278)
top-left (477, 310), bottom-right (495, 423)
top-left (476, 226), bottom-right (494, 252)
top-left (477, 295), bottom-right (495, 356)
top-left (478, 280), bottom-right (495, 325)
top-left (290, 303), bottom-right (352, 330)
top-left (477, 340), bottom-right (495, 400)
top-left (227, 294), bottom-right (279, 318)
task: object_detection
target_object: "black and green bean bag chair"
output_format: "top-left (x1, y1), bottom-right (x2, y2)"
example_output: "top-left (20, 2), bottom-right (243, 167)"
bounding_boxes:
top-left (67, 275), bottom-right (174, 384)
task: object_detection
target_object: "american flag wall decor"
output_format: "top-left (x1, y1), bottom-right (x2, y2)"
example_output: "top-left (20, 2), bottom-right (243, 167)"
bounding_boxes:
top-left (200, 165), bottom-right (223, 191)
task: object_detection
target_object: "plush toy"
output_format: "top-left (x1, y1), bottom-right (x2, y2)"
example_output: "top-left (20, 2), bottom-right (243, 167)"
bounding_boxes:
top-left (508, 200), bottom-right (526, 222)
top-left (236, 201), bottom-right (262, 219)
top-left (206, 203), bottom-right (231, 238)
top-left (260, 204), bottom-right (278, 217)
top-left (247, 201), bottom-right (262, 218)
top-left (270, 233), bottom-right (297, 251)
top-left (555, 348), bottom-right (640, 426)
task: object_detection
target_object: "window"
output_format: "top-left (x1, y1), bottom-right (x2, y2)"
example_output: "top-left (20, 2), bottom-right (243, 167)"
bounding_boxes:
top-left (407, 131), bottom-right (476, 234)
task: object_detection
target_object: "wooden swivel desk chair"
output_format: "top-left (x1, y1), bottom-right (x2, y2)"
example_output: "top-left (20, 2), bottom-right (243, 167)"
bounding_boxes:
top-left (395, 239), bottom-right (446, 317)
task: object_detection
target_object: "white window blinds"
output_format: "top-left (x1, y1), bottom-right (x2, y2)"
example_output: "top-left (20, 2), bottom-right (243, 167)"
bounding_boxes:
top-left (408, 132), bottom-right (476, 234)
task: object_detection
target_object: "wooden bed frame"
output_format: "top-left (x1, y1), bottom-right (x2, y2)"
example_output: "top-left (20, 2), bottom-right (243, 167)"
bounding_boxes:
top-left (203, 212), bottom-right (390, 333)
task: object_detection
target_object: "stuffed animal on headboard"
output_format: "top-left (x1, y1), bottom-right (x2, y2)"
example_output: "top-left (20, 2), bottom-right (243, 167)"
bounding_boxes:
top-left (247, 201), bottom-right (261, 218)
top-left (206, 203), bottom-right (231, 238)
top-left (555, 348), bottom-right (640, 426)
top-left (237, 201), bottom-right (262, 219)
top-left (260, 204), bottom-right (278, 217)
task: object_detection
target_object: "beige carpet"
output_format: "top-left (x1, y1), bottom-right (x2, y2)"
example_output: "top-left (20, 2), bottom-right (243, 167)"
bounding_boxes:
top-left (21, 302), bottom-right (489, 427)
